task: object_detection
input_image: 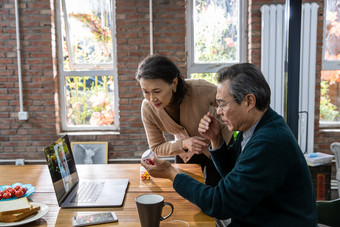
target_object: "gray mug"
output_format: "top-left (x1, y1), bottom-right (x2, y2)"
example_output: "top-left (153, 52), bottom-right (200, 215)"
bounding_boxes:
top-left (136, 194), bottom-right (174, 227)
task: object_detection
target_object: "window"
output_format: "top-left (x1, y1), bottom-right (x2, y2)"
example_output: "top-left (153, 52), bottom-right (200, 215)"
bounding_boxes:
top-left (56, 0), bottom-right (119, 131)
top-left (186, 0), bottom-right (246, 80)
top-left (320, 0), bottom-right (340, 127)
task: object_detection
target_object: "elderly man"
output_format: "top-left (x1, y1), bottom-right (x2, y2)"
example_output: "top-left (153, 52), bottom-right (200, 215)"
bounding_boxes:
top-left (141, 63), bottom-right (317, 226)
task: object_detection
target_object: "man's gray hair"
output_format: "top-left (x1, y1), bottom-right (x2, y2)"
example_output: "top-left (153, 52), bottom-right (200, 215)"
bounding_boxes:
top-left (217, 63), bottom-right (271, 111)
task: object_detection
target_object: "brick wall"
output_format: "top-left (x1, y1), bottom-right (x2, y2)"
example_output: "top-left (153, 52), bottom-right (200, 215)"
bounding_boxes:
top-left (0, 0), bottom-right (338, 163)
top-left (0, 0), bottom-right (186, 162)
top-left (0, 0), bottom-right (58, 160)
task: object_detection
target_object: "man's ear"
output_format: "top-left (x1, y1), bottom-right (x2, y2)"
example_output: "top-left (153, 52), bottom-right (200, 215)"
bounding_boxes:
top-left (246, 94), bottom-right (256, 111)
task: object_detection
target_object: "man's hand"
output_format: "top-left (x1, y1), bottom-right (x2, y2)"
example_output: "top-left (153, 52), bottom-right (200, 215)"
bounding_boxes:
top-left (182, 136), bottom-right (208, 154)
top-left (198, 112), bottom-right (223, 149)
top-left (141, 155), bottom-right (178, 182)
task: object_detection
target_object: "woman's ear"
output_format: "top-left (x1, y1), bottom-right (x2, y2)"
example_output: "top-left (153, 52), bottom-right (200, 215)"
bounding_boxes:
top-left (172, 77), bottom-right (178, 92)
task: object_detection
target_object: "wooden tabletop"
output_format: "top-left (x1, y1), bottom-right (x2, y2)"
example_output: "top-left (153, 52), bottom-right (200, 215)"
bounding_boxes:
top-left (0, 164), bottom-right (214, 226)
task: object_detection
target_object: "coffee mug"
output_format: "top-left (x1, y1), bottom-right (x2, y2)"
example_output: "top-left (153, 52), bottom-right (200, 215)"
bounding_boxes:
top-left (136, 194), bottom-right (174, 227)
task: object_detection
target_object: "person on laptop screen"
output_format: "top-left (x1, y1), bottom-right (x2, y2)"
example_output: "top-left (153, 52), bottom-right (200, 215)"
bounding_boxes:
top-left (54, 142), bottom-right (72, 191)
top-left (45, 136), bottom-right (78, 197)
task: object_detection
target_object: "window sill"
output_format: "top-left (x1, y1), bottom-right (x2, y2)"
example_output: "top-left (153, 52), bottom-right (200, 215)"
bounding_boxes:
top-left (319, 128), bottom-right (340, 133)
top-left (58, 131), bottom-right (120, 136)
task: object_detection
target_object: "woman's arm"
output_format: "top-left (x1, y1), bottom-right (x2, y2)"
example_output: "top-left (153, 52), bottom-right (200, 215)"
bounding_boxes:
top-left (141, 104), bottom-right (186, 157)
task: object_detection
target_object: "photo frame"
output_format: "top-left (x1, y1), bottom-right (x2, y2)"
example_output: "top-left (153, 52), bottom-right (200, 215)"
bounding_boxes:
top-left (71, 141), bottom-right (108, 164)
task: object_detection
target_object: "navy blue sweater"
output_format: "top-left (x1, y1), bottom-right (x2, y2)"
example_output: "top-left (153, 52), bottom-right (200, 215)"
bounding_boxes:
top-left (173, 108), bottom-right (317, 226)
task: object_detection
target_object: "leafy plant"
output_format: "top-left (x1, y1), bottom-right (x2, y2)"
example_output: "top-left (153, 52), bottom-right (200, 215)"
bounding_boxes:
top-left (65, 76), bottom-right (115, 126)
top-left (194, 0), bottom-right (238, 62)
top-left (70, 13), bottom-right (112, 58)
top-left (191, 73), bottom-right (218, 85)
top-left (320, 80), bottom-right (340, 121)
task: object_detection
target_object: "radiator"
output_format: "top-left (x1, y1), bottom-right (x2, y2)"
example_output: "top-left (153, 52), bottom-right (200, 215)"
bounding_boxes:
top-left (261, 3), bottom-right (319, 153)
top-left (261, 4), bottom-right (285, 116)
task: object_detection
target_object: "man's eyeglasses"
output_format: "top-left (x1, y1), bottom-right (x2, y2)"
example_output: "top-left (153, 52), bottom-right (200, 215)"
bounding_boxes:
top-left (217, 99), bottom-right (236, 111)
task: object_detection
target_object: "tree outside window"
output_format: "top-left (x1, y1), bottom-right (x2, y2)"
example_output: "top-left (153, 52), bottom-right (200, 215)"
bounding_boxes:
top-left (188, 0), bottom-right (245, 82)
top-left (321, 0), bottom-right (340, 125)
top-left (194, 0), bottom-right (239, 63)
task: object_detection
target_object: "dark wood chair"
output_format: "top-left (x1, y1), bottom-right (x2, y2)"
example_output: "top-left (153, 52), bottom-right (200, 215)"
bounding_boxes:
top-left (317, 198), bottom-right (340, 227)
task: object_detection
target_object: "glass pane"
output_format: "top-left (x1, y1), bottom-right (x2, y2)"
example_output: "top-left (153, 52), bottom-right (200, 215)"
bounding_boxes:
top-left (193, 0), bottom-right (240, 63)
top-left (324, 0), bottom-right (340, 61)
top-left (191, 73), bottom-right (218, 85)
top-left (62, 0), bottom-right (113, 70)
top-left (65, 75), bottom-right (115, 126)
top-left (320, 70), bottom-right (340, 123)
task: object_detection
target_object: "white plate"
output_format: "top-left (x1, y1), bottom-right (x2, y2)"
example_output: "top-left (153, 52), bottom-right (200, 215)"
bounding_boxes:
top-left (0, 202), bottom-right (49, 226)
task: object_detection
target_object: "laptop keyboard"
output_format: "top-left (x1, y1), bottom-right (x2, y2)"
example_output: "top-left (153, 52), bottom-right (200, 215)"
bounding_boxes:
top-left (71, 181), bottom-right (105, 203)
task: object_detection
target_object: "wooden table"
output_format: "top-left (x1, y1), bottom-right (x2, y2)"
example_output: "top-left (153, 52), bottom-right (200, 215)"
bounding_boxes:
top-left (0, 164), bottom-right (214, 226)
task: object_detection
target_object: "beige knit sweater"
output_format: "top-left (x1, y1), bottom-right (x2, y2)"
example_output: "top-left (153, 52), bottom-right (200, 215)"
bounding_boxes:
top-left (141, 79), bottom-right (233, 163)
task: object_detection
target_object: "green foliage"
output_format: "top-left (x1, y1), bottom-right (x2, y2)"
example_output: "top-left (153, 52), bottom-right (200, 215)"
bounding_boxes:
top-left (233, 131), bottom-right (239, 140)
top-left (194, 0), bottom-right (238, 63)
top-left (65, 76), bottom-right (115, 126)
top-left (320, 80), bottom-right (340, 121)
top-left (63, 11), bottom-right (113, 70)
top-left (191, 73), bottom-right (218, 85)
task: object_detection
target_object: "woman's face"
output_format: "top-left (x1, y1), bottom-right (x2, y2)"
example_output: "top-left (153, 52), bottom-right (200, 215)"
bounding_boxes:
top-left (139, 78), bottom-right (178, 109)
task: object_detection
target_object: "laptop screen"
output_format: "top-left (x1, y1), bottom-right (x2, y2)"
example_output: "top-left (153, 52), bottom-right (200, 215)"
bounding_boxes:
top-left (44, 135), bottom-right (79, 203)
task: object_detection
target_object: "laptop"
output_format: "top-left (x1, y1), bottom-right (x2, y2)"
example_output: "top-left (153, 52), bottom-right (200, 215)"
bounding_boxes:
top-left (43, 134), bottom-right (129, 208)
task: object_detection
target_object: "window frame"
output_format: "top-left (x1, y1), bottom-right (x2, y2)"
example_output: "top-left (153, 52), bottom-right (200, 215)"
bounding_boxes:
top-left (56, 0), bottom-right (120, 132)
top-left (186, 0), bottom-right (247, 75)
top-left (320, 0), bottom-right (340, 128)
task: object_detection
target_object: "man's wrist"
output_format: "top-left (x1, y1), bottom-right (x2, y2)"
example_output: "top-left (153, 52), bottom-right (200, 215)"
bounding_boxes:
top-left (209, 141), bottom-right (225, 152)
top-left (211, 134), bottom-right (223, 149)
top-left (169, 167), bottom-right (178, 182)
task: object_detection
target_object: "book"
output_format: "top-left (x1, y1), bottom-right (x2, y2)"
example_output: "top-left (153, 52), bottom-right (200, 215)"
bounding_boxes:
top-left (304, 152), bottom-right (334, 166)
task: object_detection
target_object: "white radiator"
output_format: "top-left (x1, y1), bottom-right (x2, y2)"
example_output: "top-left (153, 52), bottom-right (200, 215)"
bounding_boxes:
top-left (261, 4), bottom-right (285, 116)
top-left (261, 3), bottom-right (319, 153)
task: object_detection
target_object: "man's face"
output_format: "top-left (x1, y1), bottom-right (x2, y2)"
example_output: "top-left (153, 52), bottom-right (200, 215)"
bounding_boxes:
top-left (216, 80), bottom-right (248, 132)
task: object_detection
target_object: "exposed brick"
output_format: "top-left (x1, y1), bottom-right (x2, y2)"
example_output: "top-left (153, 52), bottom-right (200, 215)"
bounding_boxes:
top-left (0, 0), bottom-right (332, 162)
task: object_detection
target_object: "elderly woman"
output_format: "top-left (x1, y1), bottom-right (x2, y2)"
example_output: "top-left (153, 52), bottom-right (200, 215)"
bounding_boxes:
top-left (135, 54), bottom-right (233, 186)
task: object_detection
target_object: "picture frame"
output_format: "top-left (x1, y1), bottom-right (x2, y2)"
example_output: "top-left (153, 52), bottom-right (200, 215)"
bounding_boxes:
top-left (71, 141), bottom-right (108, 164)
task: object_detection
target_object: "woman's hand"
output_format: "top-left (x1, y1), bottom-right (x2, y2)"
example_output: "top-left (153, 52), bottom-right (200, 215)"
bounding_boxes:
top-left (198, 112), bottom-right (223, 149)
top-left (182, 137), bottom-right (208, 154)
top-left (141, 156), bottom-right (178, 181)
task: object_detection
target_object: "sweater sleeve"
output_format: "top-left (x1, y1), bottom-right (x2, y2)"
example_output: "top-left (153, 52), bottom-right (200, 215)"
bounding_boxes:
top-left (173, 137), bottom-right (289, 220)
top-left (210, 135), bottom-right (241, 177)
top-left (141, 102), bottom-right (185, 157)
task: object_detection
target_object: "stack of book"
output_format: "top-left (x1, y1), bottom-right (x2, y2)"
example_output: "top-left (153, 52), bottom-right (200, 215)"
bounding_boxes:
top-left (304, 152), bottom-right (334, 166)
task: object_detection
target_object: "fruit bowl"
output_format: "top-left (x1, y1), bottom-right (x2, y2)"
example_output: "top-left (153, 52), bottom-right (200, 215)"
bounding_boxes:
top-left (0, 183), bottom-right (35, 201)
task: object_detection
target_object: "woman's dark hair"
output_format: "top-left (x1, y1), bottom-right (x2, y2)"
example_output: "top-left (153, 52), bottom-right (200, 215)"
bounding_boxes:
top-left (217, 63), bottom-right (271, 111)
top-left (135, 54), bottom-right (188, 105)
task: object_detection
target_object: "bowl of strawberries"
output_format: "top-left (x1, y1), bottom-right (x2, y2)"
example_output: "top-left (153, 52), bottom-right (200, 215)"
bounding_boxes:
top-left (0, 183), bottom-right (35, 201)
